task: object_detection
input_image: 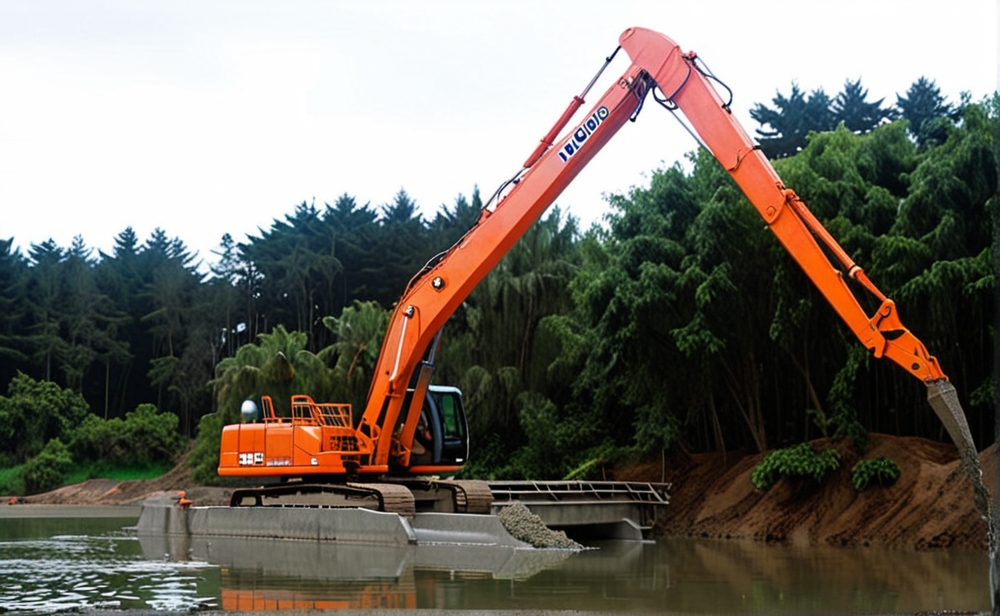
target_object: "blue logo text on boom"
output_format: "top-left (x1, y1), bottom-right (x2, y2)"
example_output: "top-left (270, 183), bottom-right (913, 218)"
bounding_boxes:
top-left (558, 106), bottom-right (610, 163)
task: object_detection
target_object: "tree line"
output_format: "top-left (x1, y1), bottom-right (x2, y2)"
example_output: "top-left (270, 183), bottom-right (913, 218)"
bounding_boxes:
top-left (0, 188), bottom-right (483, 437)
top-left (0, 77), bottom-right (996, 489)
top-left (752, 76), bottom-right (961, 157)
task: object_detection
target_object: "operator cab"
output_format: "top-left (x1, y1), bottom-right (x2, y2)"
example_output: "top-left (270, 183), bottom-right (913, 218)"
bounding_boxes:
top-left (410, 385), bottom-right (469, 471)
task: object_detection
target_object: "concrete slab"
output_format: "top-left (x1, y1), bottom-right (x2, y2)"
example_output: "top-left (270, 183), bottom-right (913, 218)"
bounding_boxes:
top-left (138, 495), bottom-right (537, 549)
top-left (138, 494), bottom-right (416, 546)
top-left (410, 512), bottom-right (529, 547)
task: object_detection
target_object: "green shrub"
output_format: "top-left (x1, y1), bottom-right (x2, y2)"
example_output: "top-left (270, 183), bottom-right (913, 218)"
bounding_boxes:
top-left (120, 404), bottom-right (185, 465)
top-left (0, 373), bottom-right (89, 464)
top-left (0, 465), bottom-right (25, 496)
top-left (751, 442), bottom-right (841, 490)
top-left (850, 457), bottom-right (900, 491)
top-left (189, 411), bottom-right (224, 485)
top-left (21, 439), bottom-right (73, 495)
top-left (67, 403), bottom-right (184, 468)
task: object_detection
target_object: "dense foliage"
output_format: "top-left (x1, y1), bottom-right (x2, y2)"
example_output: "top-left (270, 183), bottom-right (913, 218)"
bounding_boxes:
top-left (0, 78), bottom-right (995, 491)
top-left (0, 374), bottom-right (184, 494)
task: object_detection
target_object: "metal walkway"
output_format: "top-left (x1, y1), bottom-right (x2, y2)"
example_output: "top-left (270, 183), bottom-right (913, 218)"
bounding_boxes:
top-left (488, 480), bottom-right (671, 541)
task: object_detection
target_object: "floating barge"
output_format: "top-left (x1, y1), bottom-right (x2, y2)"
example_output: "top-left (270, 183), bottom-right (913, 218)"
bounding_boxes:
top-left (136, 480), bottom-right (670, 548)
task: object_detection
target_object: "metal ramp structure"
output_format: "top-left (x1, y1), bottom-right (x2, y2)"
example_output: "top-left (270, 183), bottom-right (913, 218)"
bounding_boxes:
top-left (488, 481), bottom-right (670, 541)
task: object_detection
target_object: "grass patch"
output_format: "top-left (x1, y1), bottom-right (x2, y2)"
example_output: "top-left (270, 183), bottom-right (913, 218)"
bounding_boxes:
top-left (63, 462), bottom-right (173, 485)
top-left (0, 461), bottom-right (172, 497)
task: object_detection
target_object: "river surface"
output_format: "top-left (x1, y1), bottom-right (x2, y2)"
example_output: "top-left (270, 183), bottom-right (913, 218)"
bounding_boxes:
top-left (0, 506), bottom-right (992, 613)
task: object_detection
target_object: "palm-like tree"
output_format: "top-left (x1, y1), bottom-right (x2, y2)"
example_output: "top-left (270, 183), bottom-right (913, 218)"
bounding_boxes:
top-left (320, 300), bottom-right (389, 415)
top-left (190, 324), bottom-right (337, 482)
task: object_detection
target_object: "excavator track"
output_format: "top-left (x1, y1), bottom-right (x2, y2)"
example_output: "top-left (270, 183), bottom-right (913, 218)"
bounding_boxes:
top-left (228, 482), bottom-right (416, 517)
top-left (389, 479), bottom-right (494, 514)
top-left (226, 480), bottom-right (494, 516)
top-left (349, 482), bottom-right (416, 517)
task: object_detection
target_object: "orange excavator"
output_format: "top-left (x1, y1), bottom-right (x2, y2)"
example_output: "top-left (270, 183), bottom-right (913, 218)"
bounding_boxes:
top-left (217, 27), bottom-right (959, 513)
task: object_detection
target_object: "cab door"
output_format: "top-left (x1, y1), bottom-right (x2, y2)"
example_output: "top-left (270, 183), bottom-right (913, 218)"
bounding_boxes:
top-left (426, 385), bottom-right (469, 466)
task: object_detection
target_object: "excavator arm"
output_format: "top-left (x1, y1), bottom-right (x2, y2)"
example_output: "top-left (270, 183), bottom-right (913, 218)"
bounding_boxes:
top-left (357, 26), bottom-right (946, 472)
top-left (357, 53), bottom-right (652, 470)
top-left (617, 28), bottom-right (945, 383)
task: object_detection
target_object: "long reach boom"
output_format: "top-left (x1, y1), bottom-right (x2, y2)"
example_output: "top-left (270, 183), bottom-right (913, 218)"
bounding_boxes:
top-left (355, 27), bottom-right (946, 472)
top-left (220, 26), bottom-right (950, 482)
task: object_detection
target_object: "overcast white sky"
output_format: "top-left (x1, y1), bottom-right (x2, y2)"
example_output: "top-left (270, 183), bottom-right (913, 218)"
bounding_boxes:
top-left (1, 0), bottom-right (997, 267)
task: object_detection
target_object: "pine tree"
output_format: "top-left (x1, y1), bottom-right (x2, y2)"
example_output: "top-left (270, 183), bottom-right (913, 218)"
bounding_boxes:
top-left (896, 77), bottom-right (955, 148)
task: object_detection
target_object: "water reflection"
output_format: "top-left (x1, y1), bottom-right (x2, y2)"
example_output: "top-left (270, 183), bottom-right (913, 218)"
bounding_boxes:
top-left (628, 539), bottom-right (987, 614)
top-left (0, 513), bottom-right (993, 613)
top-left (143, 530), bottom-right (991, 613)
top-left (140, 532), bottom-right (576, 610)
top-left (0, 517), bottom-right (219, 611)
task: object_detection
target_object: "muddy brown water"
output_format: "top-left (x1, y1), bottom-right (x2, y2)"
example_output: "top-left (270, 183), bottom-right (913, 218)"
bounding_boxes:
top-left (0, 506), bottom-right (993, 613)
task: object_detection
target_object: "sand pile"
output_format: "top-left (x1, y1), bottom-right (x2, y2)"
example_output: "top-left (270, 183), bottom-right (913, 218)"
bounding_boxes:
top-left (498, 502), bottom-right (582, 549)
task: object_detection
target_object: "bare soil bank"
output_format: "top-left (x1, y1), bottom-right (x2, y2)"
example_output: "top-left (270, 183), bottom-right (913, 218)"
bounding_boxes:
top-left (16, 433), bottom-right (996, 552)
top-left (17, 456), bottom-right (233, 508)
top-left (614, 433), bottom-right (998, 551)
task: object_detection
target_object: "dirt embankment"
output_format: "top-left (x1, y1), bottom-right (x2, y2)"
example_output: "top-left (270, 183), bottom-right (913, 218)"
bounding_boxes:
top-left (16, 456), bottom-right (232, 507)
top-left (614, 433), bottom-right (998, 551)
top-left (16, 433), bottom-right (998, 552)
